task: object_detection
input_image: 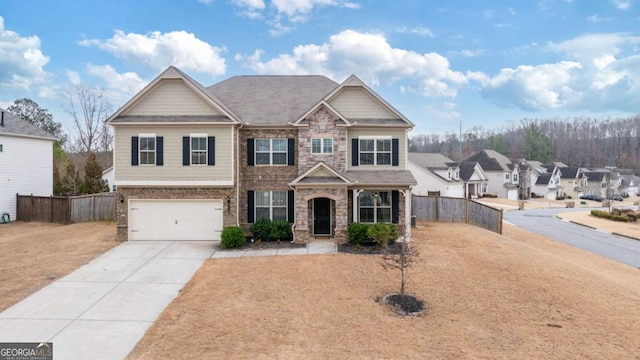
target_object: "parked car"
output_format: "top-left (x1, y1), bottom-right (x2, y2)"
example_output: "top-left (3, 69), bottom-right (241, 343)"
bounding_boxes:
top-left (580, 194), bottom-right (604, 202)
top-left (612, 195), bottom-right (624, 201)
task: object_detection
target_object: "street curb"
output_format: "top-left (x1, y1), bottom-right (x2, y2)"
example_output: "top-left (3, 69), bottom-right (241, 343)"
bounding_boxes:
top-left (554, 214), bottom-right (640, 241)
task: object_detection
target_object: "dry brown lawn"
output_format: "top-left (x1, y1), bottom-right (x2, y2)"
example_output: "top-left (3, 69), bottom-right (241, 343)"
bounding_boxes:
top-left (558, 210), bottom-right (640, 239)
top-left (0, 221), bottom-right (118, 312)
top-left (128, 222), bottom-right (640, 359)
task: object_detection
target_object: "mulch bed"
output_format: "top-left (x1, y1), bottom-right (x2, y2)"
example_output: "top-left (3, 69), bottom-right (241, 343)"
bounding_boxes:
top-left (382, 293), bottom-right (426, 316)
top-left (218, 240), bottom-right (306, 251)
top-left (338, 242), bottom-right (404, 255)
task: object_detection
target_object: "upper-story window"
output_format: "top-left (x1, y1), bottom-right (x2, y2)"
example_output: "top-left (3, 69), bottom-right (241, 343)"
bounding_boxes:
top-left (359, 138), bottom-right (391, 165)
top-left (505, 173), bottom-right (510, 180)
top-left (454, 169), bottom-right (460, 180)
top-left (312, 138), bottom-right (333, 154)
top-left (256, 139), bottom-right (287, 165)
top-left (191, 136), bottom-right (207, 165)
top-left (513, 173), bottom-right (519, 182)
top-left (139, 136), bottom-right (156, 165)
top-left (447, 169), bottom-right (452, 180)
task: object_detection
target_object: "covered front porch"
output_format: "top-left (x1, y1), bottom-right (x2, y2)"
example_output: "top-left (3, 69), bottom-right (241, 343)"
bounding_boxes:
top-left (289, 162), bottom-right (416, 244)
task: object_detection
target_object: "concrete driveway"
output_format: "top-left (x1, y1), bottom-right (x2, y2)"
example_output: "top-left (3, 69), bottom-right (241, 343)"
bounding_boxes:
top-left (0, 240), bottom-right (215, 360)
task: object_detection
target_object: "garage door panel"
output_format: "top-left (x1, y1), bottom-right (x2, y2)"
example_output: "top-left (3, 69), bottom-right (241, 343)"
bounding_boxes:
top-left (129, 200), bottom-right (223, 241)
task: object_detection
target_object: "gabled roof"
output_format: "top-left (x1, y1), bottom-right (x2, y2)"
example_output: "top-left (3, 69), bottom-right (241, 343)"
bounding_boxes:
top-left (289, 162), bottom-right (352, 187)
top-left (585, 172), bottom-right (608, 181)
top-left (0, 109), bottom-right (57, 141)
top-left (408, 152), bottom-right (456, 170)
top-left (620, 175), bottom-right (640, 187)
top-left (292, 100), bottom-right (350, 126)
top-left (323, 75), bottom-right (414, 127)
top-left (455, 161), bottom-right (487, 182)
top-left (536, 173), bottom-right (553, 185)
top-left (557, 166), bottom-right (580, 179)
top-left (208, 75), bottom-right (339, 125)
top-left (464, 149), bottom-right (512, 172)
top-left (108, 66), bottom-right (239, 124)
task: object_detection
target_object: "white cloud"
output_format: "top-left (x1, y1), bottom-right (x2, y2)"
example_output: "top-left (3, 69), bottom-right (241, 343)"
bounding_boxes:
top-left (424, 102), bottom-right (460, 119)
top-left (66, 70), bottom-right (82, 86)
top-left (508, 7), bottom-right (516, 15)
top-left (586, 15), bottom-right (611, 22)
top-left (80, 29), bottom-right (227, 78)
top-left (455, 49), bottom-right (484, 57)
top-left (198, 0), bottom-right (215, 3)
top-left (85, 64), bottom-right (146, 96)
top-left (231, 0), bottom-right (360, 35)
top-left (479, 33), bottom-right (640, 112)
top-left (612, 0), bottom-right (631, 10)
top-left (397, 26), bottom-right (434, 37)
top-left (237, 29), bottom-right (467, 98)
top-left (0, 16), bottom-right (51, 90)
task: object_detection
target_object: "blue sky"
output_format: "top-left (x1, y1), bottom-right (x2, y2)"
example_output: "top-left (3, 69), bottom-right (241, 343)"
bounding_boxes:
top-left (1, 0), bottom-right (639, 135)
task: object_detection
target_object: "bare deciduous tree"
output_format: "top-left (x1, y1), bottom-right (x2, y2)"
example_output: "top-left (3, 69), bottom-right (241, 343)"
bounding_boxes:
top-left (64, 85), bottom-right (113, 153)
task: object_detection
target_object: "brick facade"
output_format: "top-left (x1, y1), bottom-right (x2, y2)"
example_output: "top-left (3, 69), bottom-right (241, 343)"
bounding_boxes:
top-left (115, 186), bottom-right (236, 241)
top-left (293, 188), bottom-right (349, 244)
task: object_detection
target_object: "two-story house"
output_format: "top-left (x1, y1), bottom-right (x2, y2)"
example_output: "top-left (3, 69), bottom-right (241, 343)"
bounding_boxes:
top-left (532, 165), bottom-right (562, 199)
top-left (556, 167), bottom-right (587, 199)
top-left (0, 109), bottom-right (57, 221)
top-left (108, 66), bottom-right (416, 243)
top-left (464, 150), bottom-right (519, 200)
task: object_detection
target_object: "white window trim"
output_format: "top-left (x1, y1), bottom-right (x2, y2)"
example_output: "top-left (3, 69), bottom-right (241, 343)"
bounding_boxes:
top-left (190, 134), bottom-right (208, 166)
top-left (138, 133), bottom-right (156, 166)
top-left (255, 139), bottom-right (288, 166)
top-left (255, 190), bottom-right (288, 221)
top-left (311, 138), bottom-right (333, 154)
top-left (358, 191), bottom-right (392, 223)
top-left (358, 138), bottom-right (392, 166)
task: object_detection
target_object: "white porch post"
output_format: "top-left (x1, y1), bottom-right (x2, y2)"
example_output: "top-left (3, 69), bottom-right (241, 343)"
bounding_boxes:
top-left (403, 189), bottom-right (412, 241)
top-left (353, 190), bottom-right (362, 223)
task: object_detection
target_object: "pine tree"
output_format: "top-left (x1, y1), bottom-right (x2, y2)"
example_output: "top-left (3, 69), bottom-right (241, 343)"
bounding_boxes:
top-left (83, 152), bottom-right (104, 194)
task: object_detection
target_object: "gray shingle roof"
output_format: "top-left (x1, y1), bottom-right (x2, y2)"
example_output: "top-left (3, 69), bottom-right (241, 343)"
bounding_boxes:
top-left (408, 152), bottom-right (454, 170)
top-left (585, 172), bottom-right (607, 181)
top-left (345, 170), bottom-right (416, 186)
top-left (536, 173), bottom-right (552, 185)
top-left (557, 166), bottom-right (579, 179)
top-left (207, 75), bottom-right (339, 125)
top-left (464, 149), bottom-right (511, 171)
top-left (0, 109), bottom-right (57, 140)
top-left (457, 162), bottom-right (480, 182)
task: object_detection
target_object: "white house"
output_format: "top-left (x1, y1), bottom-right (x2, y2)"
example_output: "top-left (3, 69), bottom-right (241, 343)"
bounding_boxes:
top-left (532, 166), bottom-right (562, 199)
top-left (619, 175), bottom-right (639, 197)
top-left (464, 150), bottom-right (519, 200)
top-left (408, 152), bottom-right (465, 197)
top-left (0, 109), bottom-right (56, 221)
top-left (102, 166), bottom-right (115, 191)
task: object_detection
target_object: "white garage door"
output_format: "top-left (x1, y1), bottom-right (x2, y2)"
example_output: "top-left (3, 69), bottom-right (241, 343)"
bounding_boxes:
top-left (507, 189), bottom-right (518, 201)
top-left (129, 200), bottom-right (223, 241)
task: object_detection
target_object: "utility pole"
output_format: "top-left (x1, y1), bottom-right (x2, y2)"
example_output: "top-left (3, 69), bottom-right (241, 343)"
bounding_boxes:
top-left (459, 119), bottom-right (462, 156)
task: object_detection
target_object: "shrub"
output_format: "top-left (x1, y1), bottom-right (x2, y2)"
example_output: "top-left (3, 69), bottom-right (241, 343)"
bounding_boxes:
top-left (628, 214), bottom-right (638, 222)
top-left (591, 210), bottom-right (629, 222)
top-left (250, 219), bottom-right (272, 242)
top-left (368, 223), bottom-right (399, 249)
top-left (221, 226), bottom-right (245, 249)
top-left (270, 220), bottom-right (292, 241)
top-left (347, 223), bottom-right (371, 245)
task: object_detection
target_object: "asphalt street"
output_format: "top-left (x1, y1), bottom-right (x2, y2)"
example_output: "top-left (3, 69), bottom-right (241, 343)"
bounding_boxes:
top-left (503, 208), bottom-right (640, 268)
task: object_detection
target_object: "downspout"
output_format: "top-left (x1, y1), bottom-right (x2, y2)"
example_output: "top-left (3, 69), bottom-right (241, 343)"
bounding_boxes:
top-left (236, 122), bottom-right (243, 227)
top-left (288, 183), bottom-right (296, 244)
top-left (1, 110), bottom-right (4, 127)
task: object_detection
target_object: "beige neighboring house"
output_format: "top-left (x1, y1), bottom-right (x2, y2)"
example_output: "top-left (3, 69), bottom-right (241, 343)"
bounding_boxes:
top-left (583, 171), bottom-right (611, 198)
top-left (555, 167), bottom-right (587, 199)
top-left (108, 66), bottom-right (416, 243)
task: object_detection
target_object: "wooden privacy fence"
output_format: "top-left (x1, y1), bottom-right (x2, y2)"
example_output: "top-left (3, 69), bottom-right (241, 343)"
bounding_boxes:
top-left (412, 195), bottom-right (503, 234)
top-left (16, 193), bottom-right (115, 224)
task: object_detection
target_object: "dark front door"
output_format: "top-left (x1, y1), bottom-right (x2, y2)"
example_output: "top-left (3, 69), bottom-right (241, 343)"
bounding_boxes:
top-left (313, 198), bottom-right (331, 235)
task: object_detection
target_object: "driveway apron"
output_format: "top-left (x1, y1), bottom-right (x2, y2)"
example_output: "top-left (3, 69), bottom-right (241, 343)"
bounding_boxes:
top-left (0, 240), bottom-right (215, 360)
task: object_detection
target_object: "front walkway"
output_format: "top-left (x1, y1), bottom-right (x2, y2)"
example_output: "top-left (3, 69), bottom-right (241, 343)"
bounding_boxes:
top-left (0, 240), bottom-right (336, 360)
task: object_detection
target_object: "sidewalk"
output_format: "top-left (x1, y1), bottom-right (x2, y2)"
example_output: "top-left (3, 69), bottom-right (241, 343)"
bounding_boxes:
top-left (0, 240), bottom-right (336, 360)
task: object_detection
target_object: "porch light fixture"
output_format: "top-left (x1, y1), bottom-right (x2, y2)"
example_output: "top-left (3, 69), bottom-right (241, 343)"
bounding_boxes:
top-left (226, 196), bottom-right (231, 211)
top-left (119, 194), bottom-right (125, 204)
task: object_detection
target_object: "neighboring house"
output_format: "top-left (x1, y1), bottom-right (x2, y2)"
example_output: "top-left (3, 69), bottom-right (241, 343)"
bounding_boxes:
top-left (102, 166), bottom-right (115, 191)
top-left (464, 150), bottom-right (519, 200)
top-left (457, 161), bottom-right (488, 198)
top-left (0, 109), bottom-right (56, 221)
top-left (584, 171), bottom-right (610, 198)
top-left (619, 175), bottom-right (640, 197)
top-left (408, 152), bottom-right (464, 197)
top-left (108, 66), bottom-right (416, 243)
top-left (532, 166), bottom-right (562, 199)
top-left (556, 167), bottom-right (587, 199)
